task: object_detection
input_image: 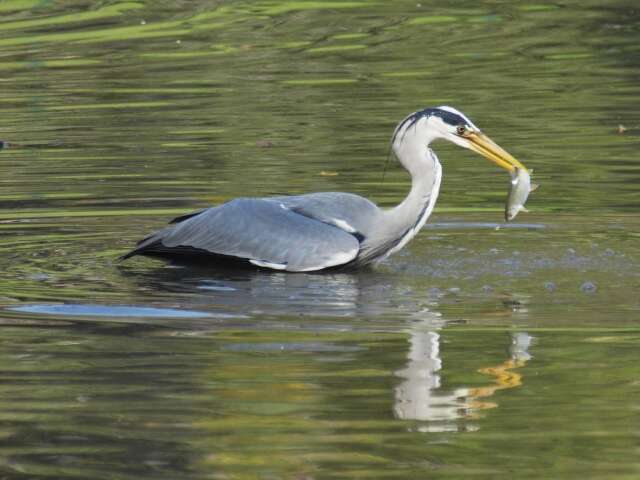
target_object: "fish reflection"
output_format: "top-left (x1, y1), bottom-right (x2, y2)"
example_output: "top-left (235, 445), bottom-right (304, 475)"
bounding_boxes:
top-left (394, 326), bottom-right (533, 432)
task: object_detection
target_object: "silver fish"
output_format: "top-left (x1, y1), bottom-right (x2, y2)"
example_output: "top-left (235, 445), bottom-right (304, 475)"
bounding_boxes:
top-left (505, 167), bottom-right (538, 222)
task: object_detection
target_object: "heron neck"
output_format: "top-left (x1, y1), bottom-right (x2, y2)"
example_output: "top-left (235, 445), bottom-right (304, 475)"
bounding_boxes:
top-left (376, 142), bottom-right (441, 258)
top-left (389, 143), bottom-right (440, 226)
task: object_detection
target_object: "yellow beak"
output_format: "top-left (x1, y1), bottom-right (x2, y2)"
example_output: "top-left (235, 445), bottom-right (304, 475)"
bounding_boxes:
top-left (464, 132), bottom-right (527, 173)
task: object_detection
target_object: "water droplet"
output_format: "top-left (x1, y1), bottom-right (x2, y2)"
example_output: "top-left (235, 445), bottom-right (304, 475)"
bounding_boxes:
top-left (580, 281), bottom-right (597, 293)
top-left (448, 287), bottom-right (461, 294)
top-left (503, 299), bottom-right (522, 310)
top-left (256, 139), bottom-right (274, 148)
top-left (481, 285), bottom-right (493, 294)
top-left (426, 287), bottom-right (442, 298)
top-left (26, 273), bottom-right (49, 281)
top-left (603, 248), bottom-right (615, 256)
top-left (543, 281), bottom-right (556, 292)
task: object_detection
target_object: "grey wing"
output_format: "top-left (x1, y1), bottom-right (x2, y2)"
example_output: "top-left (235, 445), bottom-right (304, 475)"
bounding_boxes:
top-left (122, 198), bottom-right (360, 272)
top-left (276, 192), bottom-right (381, 239)
top-left (168, 208), bottom-right (208, 224)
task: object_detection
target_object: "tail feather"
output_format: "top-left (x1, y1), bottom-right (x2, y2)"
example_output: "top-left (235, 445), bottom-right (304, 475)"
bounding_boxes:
top-left (118, 229), bottom-right (169, 261)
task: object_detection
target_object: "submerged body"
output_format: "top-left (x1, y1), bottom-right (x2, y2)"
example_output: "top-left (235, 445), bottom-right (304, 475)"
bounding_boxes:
top-left (505, 167), bottom-right (538, 221)
top-left (122, 106), bottom-right (527, 272)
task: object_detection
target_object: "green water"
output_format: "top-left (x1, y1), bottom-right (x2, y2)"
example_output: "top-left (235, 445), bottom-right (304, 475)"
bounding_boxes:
top-left (1, 1), bottom-right (640, 478)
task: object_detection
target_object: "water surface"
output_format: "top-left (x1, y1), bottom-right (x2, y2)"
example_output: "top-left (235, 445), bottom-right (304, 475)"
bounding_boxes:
top-left (1, 1), bottom-right (639, 478)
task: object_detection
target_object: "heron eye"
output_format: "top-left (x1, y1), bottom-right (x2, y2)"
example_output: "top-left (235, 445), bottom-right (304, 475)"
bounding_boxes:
top-left (456, 125), bottom-right (467, 136)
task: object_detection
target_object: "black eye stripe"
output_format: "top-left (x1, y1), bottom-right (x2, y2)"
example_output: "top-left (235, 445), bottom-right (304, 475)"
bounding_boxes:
top-left (392, 108), bottom-right (469, 144)
top-left (437, 110), bottom-right (466, 127)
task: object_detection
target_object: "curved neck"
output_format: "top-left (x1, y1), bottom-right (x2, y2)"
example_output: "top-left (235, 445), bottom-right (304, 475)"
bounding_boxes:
top-left (372, 133), bottom-right (441, 257)
top-left (388, 132), bottom-right (440, 226)
top-left (395, 139), bottom-right (434, 196)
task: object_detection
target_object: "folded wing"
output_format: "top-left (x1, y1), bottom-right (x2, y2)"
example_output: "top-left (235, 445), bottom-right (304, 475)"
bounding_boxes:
top-left (121, 198), bottom-right (361, 272)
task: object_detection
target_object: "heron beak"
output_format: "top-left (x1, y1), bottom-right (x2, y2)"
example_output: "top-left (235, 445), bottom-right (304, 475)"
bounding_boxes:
top-left (464, 132), bottom-right (527, 173)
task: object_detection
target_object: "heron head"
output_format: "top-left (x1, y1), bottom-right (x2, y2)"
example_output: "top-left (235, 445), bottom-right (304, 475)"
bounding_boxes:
top-left (394, 106), bottom-right (526, 173)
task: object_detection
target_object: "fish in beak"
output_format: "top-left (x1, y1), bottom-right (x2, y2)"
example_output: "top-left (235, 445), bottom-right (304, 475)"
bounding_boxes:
top-left (460, 130), bottom-right (538, 221)
top-left (505, 167), bottom-right (539, 221)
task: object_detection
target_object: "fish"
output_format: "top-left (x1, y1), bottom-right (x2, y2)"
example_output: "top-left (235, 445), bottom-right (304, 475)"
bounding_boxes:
top-left (505, 167), bottom-right (538, 222)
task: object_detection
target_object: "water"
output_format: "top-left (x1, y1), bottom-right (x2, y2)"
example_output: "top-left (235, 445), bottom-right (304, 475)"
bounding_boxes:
top-left (1, 1), bottom-right (640, 478)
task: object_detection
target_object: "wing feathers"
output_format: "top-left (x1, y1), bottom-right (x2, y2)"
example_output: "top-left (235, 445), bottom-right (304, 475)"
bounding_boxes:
top-left (123, 199), bottom-right (360, 271)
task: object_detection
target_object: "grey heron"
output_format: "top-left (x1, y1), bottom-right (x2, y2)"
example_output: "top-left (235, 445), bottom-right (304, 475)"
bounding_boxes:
top-left (121, 106), bottom-right (527, 272)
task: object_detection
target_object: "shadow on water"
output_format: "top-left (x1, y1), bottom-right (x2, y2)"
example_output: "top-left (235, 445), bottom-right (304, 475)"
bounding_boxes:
top-left (115, 260), bottom-right (430, 322)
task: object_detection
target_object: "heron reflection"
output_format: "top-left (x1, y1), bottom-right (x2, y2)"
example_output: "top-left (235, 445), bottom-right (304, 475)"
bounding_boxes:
top-left (118, 263), bottom-right (439, 319)
top-left (394, 326), bottom-right (533, 432)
